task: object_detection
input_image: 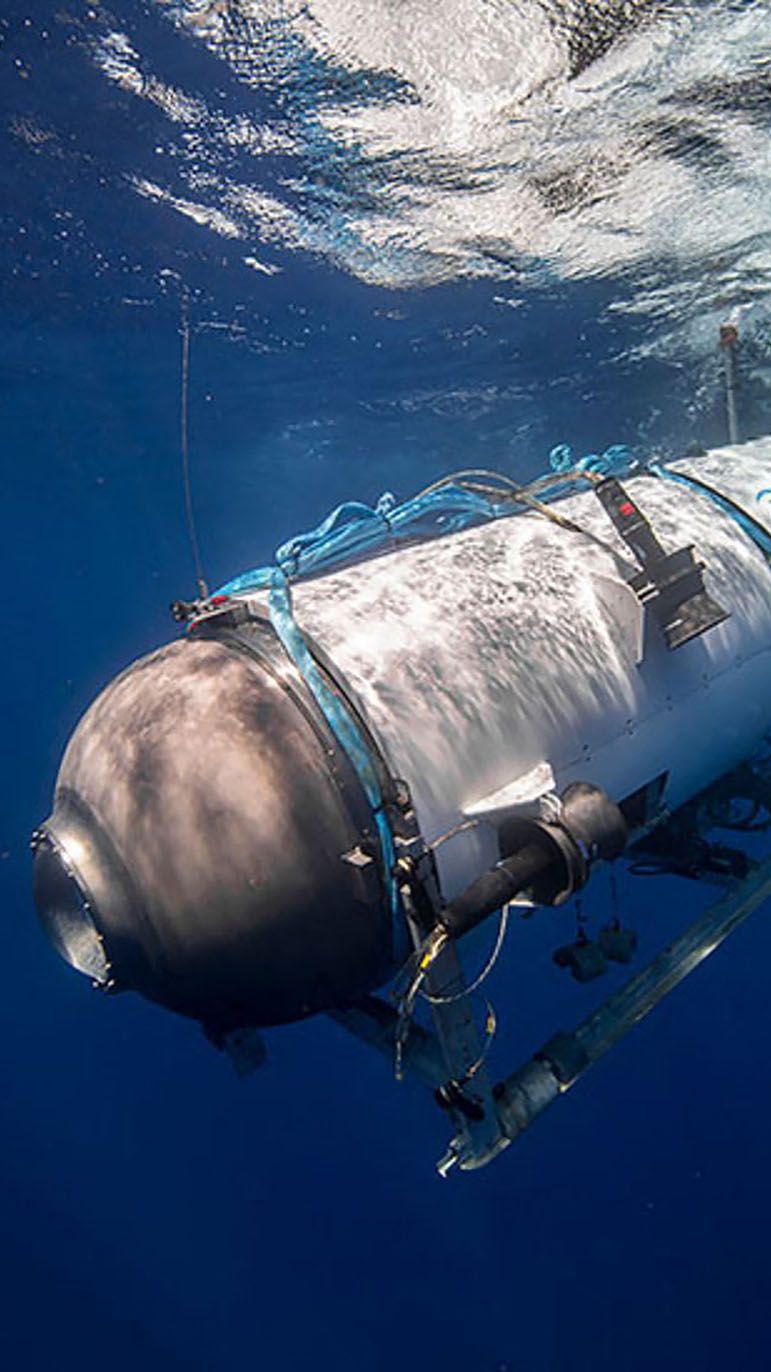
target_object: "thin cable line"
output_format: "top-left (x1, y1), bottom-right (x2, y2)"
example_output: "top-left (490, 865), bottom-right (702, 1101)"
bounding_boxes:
top-left (179, 283), bottom-right (208, 598)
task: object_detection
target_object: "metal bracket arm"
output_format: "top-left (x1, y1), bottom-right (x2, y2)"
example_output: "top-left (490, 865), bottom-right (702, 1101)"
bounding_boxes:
top-left (495, 853), bottom-right (771, 1147)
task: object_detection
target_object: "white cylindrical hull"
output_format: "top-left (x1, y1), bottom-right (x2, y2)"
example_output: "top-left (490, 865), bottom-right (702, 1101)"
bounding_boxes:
top-left (294, 442), bottom-right (771, 897)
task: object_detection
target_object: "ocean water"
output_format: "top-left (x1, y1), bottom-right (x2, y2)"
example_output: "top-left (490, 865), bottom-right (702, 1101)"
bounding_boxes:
top-left (3, 2), bottom-right (771, 1369)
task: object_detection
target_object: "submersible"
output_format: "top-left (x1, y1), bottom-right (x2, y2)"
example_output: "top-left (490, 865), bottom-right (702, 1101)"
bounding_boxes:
top-left (32, 440), bottom-right (771, 1168)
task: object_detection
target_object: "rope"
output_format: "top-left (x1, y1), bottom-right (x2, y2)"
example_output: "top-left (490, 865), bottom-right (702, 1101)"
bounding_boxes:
top-left (178, 283), bottom-right (208, 599)
top-left (216, 444), bottom-right (638, 599)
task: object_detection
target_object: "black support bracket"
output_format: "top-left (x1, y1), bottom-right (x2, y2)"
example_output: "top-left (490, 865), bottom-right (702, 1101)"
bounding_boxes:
top-left (595, 477), bottom-right (729, 649)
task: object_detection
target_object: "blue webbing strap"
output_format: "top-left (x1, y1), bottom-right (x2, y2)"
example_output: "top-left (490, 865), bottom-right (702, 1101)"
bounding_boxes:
top-left (218, 483), bottom-right (508, 596)
top-left (267, 568), bottom-right (407, 956)
top-left (212, 443), bottom-right (635, 957)
top-left (209, 444), bottom-right (764, 963)
top-left (218, 447), bottom-right (637, 600)
top-left (648, 461), bottom-right (771, 560)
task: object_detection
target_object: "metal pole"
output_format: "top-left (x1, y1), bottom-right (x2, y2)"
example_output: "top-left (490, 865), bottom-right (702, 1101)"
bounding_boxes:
top-left (720, 322), bottom-right (740, 446)
top-left (495, 854), bottom-right (771, 1145)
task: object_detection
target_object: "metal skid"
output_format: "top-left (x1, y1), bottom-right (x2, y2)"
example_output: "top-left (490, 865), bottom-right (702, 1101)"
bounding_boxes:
top-left (331, 764), bottom-right (771, 1176)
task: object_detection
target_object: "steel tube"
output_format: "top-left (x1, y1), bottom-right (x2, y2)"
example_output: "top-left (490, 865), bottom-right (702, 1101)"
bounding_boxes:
top-left (496, 853), bottom-right (771, 1144)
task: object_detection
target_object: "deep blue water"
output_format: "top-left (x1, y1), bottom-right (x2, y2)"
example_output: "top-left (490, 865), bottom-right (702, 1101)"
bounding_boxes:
top-left (3, 3), bottom-right (771, 1369)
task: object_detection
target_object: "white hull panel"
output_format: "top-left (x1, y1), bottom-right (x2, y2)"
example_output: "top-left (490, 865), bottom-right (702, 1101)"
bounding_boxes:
top-left (294, 442), bottom-right (771, 897)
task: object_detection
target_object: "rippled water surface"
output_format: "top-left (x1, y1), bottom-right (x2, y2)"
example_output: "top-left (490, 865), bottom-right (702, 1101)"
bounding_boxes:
top-left (5, 2), bottom-right (771, 363)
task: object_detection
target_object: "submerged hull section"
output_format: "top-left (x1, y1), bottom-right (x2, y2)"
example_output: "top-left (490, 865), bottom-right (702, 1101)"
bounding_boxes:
top-left (34, 634), bottom-right (395, 1027)
top-left (294, 443), bottom-right (771, 899)
top-left (32, 440), bottom-right (771, 1029)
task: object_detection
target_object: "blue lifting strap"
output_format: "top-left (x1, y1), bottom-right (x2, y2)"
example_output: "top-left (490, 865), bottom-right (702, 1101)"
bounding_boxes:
top-left (648, 460), bottom-right (771, 561)
top-left (267, 568), bottom-right (408, 956)
top-left (208, 443), bottom-right (651, 955)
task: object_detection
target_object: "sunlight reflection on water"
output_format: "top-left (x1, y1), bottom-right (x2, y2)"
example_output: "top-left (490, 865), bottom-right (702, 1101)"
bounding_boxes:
top-left (70, 0), bottom-right (771, 354)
